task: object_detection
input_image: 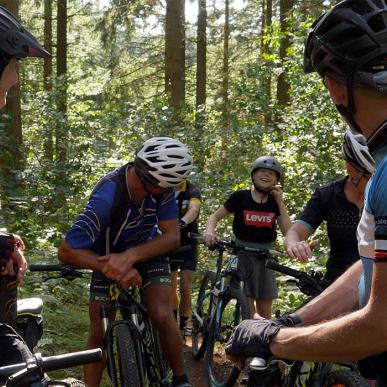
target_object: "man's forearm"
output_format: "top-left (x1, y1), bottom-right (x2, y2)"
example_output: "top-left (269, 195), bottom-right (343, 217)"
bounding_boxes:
top-left (124, 232), bottom-right (180, 265)
top-left (271, 306), bottom-right (383, 362)
top-left (58, 240), bottom-right (103, 271)
top-left (297, 261), bottom-right (361, 325)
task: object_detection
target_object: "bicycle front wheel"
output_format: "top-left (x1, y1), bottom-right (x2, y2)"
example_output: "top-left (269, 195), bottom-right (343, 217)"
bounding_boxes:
top-left (192, 271), bottom-right (216, 360)
top-left (115, 324), bottom-right (141, 387)
top-left (323, 370), bottom-right (369, 386)
top-left (205, 287), bottom-right (250, 387)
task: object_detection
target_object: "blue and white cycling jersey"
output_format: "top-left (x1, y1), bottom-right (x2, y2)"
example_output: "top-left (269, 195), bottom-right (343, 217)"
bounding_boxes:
top-left (65, 164), bottom-right (178, 256)
top-left (358, 142), bottom-right (387, 307)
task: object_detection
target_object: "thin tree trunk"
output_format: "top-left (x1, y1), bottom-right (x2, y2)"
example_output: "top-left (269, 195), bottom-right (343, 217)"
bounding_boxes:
top-left (44, 0), bottom-right (53, 161)
top-left (165, 0), bottom-right (185, 110)
top-left (262, 0), bottom-right (272, 123)
top-left (56, 0), bottom-right (67, 163)
top-left (276, 0), bottom-right (294, 106)
top-left (196, 0), bottom-right (207, 109)
top-left (221, 0), bottom-right (230, 129)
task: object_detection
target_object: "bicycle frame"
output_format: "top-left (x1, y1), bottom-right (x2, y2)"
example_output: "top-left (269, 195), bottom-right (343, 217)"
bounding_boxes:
top-left (102, 286), bottom-right (169, 387)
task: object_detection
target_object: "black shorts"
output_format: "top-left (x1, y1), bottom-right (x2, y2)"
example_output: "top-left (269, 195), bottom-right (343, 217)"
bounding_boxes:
top-left (0, 324), bottom-right (32, 369)
top-left (90, 257), bottom-right (171, 302)
top-left (169, 245), bottom-right (198, 272)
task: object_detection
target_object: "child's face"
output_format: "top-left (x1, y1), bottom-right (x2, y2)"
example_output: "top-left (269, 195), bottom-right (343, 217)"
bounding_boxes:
top-left (253, 168), bottom-right (279, 191)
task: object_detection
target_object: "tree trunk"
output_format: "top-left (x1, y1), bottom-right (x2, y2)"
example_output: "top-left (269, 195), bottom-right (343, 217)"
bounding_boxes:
top-left (196, 0), bottom-right (207, 110)
top-left (262, 0), bottom-right (272, 123)
top-left (221, 0), bottom-right (230, 129)
top-left (276, 0), bottom-right (294, 106)
top-left (56, 0), bottom-right (67, 163)
top-left (44, 0), bottom-right (53, 161)
top-left (165, 0), bottom-right (185, 110)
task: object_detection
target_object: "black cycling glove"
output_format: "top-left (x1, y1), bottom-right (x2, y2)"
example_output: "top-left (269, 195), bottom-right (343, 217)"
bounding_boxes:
top-left (179, 219), bottom-right (187, 229)
top-left (275, 312), bottom-right (302, 327)
top-left (225, 319), bottom-right (281, 360)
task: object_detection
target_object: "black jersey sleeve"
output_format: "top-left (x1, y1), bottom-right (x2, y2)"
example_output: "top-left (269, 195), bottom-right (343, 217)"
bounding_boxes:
top-left (298, 188), bottom-right (327, 232)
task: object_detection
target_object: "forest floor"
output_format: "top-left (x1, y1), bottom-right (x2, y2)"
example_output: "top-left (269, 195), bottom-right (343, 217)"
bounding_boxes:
top-left (184, 336), bottom-right (244, 387)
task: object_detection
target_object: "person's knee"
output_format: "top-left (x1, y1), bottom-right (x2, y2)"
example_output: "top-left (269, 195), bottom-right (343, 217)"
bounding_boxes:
top-left (148, 305), bottom-right (173, 328)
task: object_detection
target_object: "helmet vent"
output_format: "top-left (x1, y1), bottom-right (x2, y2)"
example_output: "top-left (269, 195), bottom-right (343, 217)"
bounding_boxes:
top-left (367, 13), bottom-right (386, 31)
top-left (347, 1), bottom-right (373, 15)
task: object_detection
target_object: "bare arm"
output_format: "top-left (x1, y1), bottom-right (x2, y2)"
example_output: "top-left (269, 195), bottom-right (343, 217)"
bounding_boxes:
top-left (285, 223), bottom-right (317, 262)
top-left (296, 260), bottom-right (362, 325)
top-left (270, 261), bottom-right (387, 362)
top-left (271, 186), bottom-right (292, 235)
top-left (97, 218), bottom-right (180, 283)
top-left (203, 205), bottom-right (230, 246)
top-left (181, 199), bottom-right (201, 225)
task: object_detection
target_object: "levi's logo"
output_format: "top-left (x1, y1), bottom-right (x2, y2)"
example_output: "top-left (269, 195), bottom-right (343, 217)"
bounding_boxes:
top-left (244, 211), bottom-right (275, 227)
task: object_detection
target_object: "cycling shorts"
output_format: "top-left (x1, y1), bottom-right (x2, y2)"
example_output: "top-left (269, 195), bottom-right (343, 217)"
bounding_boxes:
top-left (358, 351), bottom-right (387, 384)
top-left (0, 324), bottom-right (32, 370)
top-left (90, 256), bottom-right (171, 302)
top-left (169, 244), bottom-right (198, 272)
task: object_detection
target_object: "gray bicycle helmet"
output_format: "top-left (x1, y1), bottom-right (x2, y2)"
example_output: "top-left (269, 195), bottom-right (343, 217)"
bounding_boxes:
top-left (0, 6), bottom-right (50, 73)
top-left (134, 137), bottom-right (193, 188)
top-left (251, 156), bottom-right (282, 179)
top-left (304, 0), bottom-right (387, 134)
top-left (304, 0), bottom-right (387, 78)
top-left (343, 129), bottom-right (375, 175)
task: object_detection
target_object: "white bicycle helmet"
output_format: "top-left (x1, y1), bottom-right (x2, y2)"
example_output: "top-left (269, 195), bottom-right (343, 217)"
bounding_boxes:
top-left (343, 129), bottom-right (375, 176)
top-left (134, 137), bottom-right (193, 188)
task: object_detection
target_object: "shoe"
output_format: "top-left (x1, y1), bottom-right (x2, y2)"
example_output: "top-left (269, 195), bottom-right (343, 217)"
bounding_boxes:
top-left (172, 382), bottom-right (192, 387)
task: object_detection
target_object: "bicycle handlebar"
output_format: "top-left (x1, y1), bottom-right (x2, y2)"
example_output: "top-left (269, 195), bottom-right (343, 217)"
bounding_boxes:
top-left (0, 348), bottom-right (102, 379)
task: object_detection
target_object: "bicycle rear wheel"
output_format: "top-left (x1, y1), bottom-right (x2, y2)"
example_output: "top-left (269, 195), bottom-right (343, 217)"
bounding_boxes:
top-left (205, 287), bottom-right (250, 387)
top-left (115, 324), bottom-right (141, 387)
top-left (323, 370), bottom-right (369, 386)
top-left (192, 271), bottom-right (216, 360)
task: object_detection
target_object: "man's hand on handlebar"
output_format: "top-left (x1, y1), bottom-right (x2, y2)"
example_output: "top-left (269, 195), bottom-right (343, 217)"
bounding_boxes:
top-left (119, 268), bottom-right (143, 288)
top-left (98, 252), bottom-right (134, 283)
top-left (286, 240), bottom-right (318, 262)
top-left (225, 319), bottom-right (281, 369)
top-left (203, 231), bottom-right (219, 247)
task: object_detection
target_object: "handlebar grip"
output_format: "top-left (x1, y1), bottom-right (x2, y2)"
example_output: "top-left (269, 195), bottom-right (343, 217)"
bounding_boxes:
top-left (42, 348), bottom-right (102, 372)
top-left (265, 259), bottom-right (302, 279)
top-left (29, 264), bottom-right (64, 272)
top-left (0, 349), bottom-right (103, 378)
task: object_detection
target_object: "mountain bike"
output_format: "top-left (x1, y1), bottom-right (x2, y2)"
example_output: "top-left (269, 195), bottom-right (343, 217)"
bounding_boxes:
top-left (30, 248), bottom-right (190, 387)
top-left (191, 236), bottom-right (274, 387)
top-left (0, 348), bottom-right (101, 386)
top-left (244, 256), bottom-right (369, 387)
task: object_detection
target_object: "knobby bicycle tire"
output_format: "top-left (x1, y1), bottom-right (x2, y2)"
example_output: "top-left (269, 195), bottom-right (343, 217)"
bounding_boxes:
top-left (48, 378), bottom-right (87, 387)
top-left (205, 287), bottom-right (250, 387)
top-left (323, 370), bottom-right (369, 387)
top-left (192, 271), bottom-right (216, 360)
top-left (115, 324), bottom-right (141, 387)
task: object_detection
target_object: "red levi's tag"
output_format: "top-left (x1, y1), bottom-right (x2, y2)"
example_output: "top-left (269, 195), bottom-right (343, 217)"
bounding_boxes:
top-left (244, 211), bottom-right (276, 227)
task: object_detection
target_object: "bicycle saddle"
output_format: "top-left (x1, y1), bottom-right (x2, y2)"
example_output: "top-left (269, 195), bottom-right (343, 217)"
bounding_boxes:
top-left (17, 297), bottom-right (43, 315)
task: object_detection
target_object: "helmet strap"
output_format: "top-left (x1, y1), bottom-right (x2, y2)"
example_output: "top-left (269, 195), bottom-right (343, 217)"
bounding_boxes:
top-left (367, 119), bottom-right (387, 155)
top-left (336, 76), bottom-right (364, 135)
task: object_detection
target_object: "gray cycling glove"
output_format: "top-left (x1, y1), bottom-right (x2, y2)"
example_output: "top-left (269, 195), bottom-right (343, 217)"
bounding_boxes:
top-left (225, 319), bottom-right (281, 359)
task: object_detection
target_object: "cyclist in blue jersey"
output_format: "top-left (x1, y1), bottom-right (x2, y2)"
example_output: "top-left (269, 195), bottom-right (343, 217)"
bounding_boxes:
top-left (59, 137), bottom-right (194, 387)
top-left (225, 1), bottom-right (387, 385)
top-left (0, 5), bottom-right (50, 369)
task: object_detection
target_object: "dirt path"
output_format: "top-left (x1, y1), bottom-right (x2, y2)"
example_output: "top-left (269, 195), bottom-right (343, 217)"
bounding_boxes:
top-left (184, 337), bottom-right (243, 387)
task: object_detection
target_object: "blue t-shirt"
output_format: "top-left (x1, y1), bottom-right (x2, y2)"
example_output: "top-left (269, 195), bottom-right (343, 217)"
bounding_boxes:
top-left (65, 164), bottom-right (178, 256)
top-left (358, 142), bottom-right (387, 307)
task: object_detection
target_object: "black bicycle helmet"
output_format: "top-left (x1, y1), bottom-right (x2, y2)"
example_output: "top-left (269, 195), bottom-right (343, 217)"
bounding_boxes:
top-left (343, 129), bottom-right (375, 175)
top-left (304, 0), bottom-right (387, 77)
top-left (134, 137), bottom-right (193, 188)
top-left (0, 5), bottom-right (50, 73)
top-left (251, 156), bottom-right (282, 179)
